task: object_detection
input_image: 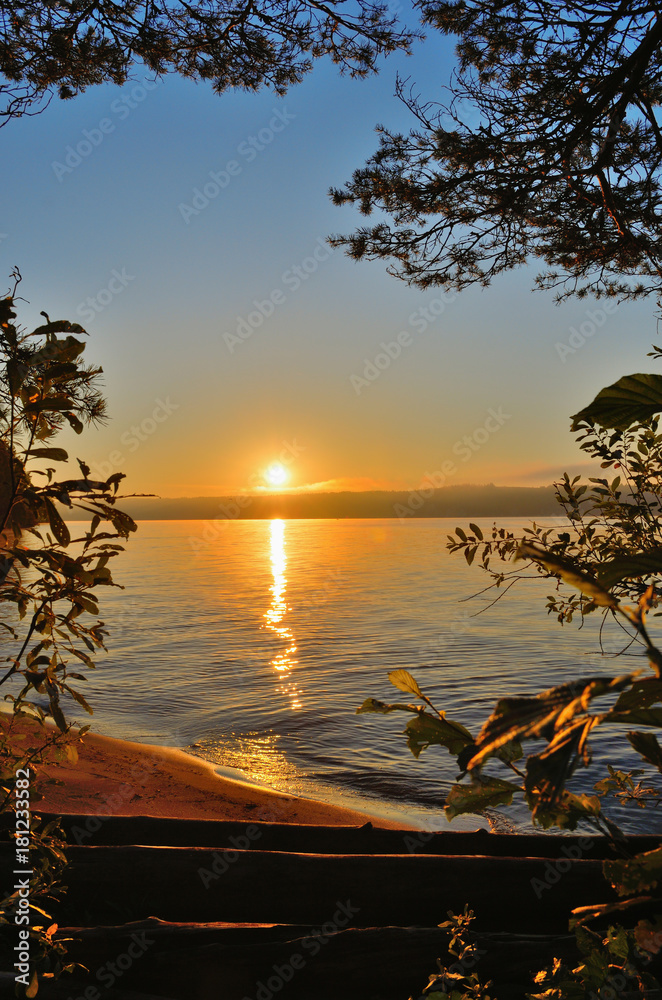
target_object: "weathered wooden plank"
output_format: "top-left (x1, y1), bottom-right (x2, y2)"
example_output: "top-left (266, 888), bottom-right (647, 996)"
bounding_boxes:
top-left (6, 916), bottom-right (660, 999)
top-left (46, 845), bottom-right (611, 931)
top-left (19, 812), bottom-right (661, 858)
top-left (43, 921), bottom-right (579, 1000)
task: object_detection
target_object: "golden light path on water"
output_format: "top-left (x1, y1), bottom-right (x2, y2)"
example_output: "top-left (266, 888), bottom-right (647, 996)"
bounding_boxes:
top-left (264, 518), bottom-right (302, 710)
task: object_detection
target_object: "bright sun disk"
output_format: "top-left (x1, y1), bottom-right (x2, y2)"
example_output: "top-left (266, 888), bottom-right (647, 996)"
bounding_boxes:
top-left (264, 463), bottom-right (289, 486)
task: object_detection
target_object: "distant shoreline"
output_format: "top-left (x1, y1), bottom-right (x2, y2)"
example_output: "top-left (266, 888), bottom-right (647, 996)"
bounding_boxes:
top-left (61, 483), bottom-right (560, 520)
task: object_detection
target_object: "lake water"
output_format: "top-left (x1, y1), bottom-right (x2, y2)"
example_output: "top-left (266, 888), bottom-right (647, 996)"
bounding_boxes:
top-left (52, 518), bottom-right (662, 832)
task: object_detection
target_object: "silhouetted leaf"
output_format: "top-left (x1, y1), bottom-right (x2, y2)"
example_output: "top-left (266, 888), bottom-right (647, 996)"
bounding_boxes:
top-left (604, 847), bottom-right (662, 897)
top-left (65, 411), bottom-right (84, 434)
top-left (604, 707), bottom-right (662, 727)
top-left (526, 789), bottom-right (602, 830)
top-left (43, 498), bottom-right (70, 546)
top-left (597, 549), bottom-right (662, 589)
top-left (356, 698), bottom-right (419, 715)
top-left (65, 686), bottom-right (93, 714)
top-left (613, 679), bottom-right (662, 712)
top-left (445, 776), bottom-right (521, 820)
top-left (470, 675), bottom-right (637, 767)
top-left (627, 732), bottom-right (662, 771)
top-left (524, 717), bottom-right (596, 813)
top-left (29, 447), bottom-right (69, 462)
top-left (517, 542), bottom-right (618, 608)
top-left (571, 373), bottom-right (662, 431)
top-left (50, 702), bottom-right (67, 732)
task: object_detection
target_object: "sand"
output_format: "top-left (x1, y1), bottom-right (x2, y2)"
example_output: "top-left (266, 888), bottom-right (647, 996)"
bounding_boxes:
top-left (3, 713), bottom-right (410, 828)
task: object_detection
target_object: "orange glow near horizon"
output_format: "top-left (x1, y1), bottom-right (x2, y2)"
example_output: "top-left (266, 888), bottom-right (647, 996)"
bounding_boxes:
top-left (264, 519), bottom-right (301, 709)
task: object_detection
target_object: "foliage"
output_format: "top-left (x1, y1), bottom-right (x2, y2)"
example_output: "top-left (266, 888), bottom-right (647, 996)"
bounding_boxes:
top-left (527, 925), bottom-right (659, 1000)
top-left (0, 273), bottom-right (137, 995)
top-left (361, 357), bottom-right (662, 997)
top-left (447, 370), bottom-right (662, 632)
top-left (409, 907), bottom-right (494, 1000)
top-left (0, 0), bottom-right (416, 124)
top-left (331, 1), bottom-right (662, 302)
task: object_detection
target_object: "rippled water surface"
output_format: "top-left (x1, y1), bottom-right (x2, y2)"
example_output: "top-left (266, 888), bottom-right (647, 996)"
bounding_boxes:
top-left (58, 518), bottom-right (662, 831)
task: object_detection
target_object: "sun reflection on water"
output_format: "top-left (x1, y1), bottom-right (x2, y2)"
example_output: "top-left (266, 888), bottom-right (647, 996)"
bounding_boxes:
top-left (264, 519), bottom-right (302, 709)
top-left (187, 732), bottom-right (301, 791)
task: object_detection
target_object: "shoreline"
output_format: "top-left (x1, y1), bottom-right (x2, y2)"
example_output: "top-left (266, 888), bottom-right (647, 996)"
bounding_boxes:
top-left (4, 713), bottom-right (416, 828)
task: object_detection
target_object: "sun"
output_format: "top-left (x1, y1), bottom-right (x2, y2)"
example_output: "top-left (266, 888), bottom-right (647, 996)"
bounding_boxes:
top-left (264, 463), bottom-right (289, 487)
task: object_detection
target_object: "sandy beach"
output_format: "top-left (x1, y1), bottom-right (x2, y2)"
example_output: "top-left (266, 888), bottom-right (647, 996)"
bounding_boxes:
top-left (4, 713), bottom-right (410, 828)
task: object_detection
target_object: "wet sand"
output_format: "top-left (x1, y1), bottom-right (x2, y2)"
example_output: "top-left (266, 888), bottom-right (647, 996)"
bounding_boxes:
top-left (3, 713), bottom-right (410, 828)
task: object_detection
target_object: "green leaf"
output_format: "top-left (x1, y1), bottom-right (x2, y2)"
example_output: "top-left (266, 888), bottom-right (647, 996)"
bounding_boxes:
top-left (597, 549), bottom-right (662, 589)
top-left (526, 789), bottom-right (602, 830)
top-left (571, 373), bottom-right (662, 431)
top-left (445, 776), bottom-right (521, 820)
top-left (388, 669), bottom-right (424, 699)
top-left (404, 713), bottom-right (474, 759)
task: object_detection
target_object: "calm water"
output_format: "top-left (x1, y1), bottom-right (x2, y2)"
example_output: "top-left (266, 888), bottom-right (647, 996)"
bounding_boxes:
top-left (48, 518), bottom-right (662, 832)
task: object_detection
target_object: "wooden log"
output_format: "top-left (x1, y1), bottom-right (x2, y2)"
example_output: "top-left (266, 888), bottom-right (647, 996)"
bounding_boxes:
top-left (41, 920), bottom-right (579, 1000)
top-left (0, 973), bottom-right (172, 1000)
top-left (16, 812), bottom-right (661, 859)
top-left (38, 844), bottom-right (612, 931)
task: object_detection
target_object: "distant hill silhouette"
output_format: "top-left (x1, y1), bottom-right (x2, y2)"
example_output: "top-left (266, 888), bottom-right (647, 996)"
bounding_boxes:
top-left (78, 484), bottom-right (560, 520)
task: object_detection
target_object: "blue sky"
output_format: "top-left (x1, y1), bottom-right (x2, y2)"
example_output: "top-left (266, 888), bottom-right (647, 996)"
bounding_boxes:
top-left (2, 8), bottom-right (656, 498)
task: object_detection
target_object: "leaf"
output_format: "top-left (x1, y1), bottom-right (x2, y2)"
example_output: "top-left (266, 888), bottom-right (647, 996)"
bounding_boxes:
top-left (43, 498), bottom-right (70, 546)
top-left (526, 790), bottom-right (602, 831)
top-left (64, 686), bottom-right (93, 714)
top-left (30, 323), bottom-right (86, 344)
top-left (356, 698), bottom-right (419, 715)
top-left (604, 847), bottom-right (662, 897)
top-left (604, 707), bottom-right (662, 727)
top-left (516, 542), bottom-right (618, 608)
top-left (571, 373), bottom-right (662, 431)
top-left (25, 968), bottom-right (39, 998)
top-left (7, 358), bottom-right (28, 393)
top-left (28, 447), bottom-right (69, 462)
top-left (404, 713), bottom-right (474, 759)
top-left (597, 549), bottom-right (662, 589)
top-left (635, 918), bottom-right (662, 956)
top-left (445, 776), bottom-right (521, 820)
top-left (470, 674), bottom-right (637, 767)
top-left (627, 731), bottom-right (662, 771)
top-left (468, 522), bottom-right (483, 540)
top-left (65, 411), bottom-right (84, 434)
top-left (613, 678), bottom-right (662, 712)
top-left (388, 669), bottom-right (424, 699)
top-left (50, 702), bottom-right (67, 732)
